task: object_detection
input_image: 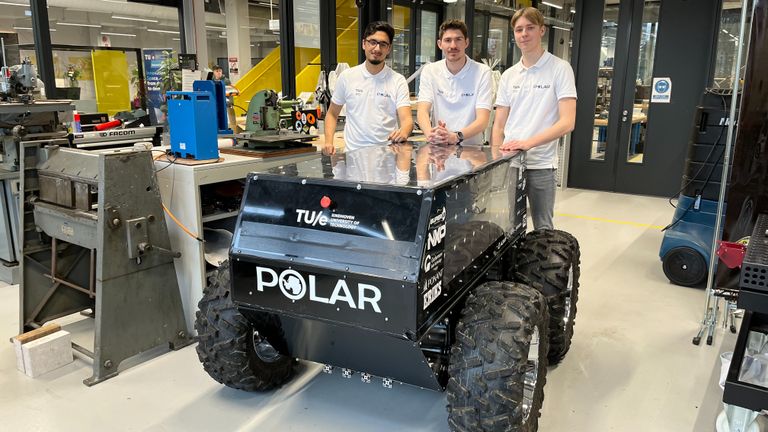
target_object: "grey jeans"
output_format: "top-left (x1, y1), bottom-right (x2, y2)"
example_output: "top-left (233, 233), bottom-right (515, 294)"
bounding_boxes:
top-left (525, 168), bottom-right (556, 230)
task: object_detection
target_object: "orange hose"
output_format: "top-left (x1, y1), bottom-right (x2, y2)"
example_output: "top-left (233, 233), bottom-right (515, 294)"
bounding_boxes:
top-left (162, 204), bottom-right (204, 242)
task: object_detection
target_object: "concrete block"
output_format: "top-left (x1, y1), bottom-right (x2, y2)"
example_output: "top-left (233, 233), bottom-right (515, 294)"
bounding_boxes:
top-left (19, 331), bottom-right (73, 378)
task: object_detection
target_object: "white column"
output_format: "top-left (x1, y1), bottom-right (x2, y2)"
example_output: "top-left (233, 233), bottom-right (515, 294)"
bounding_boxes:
top-left (225, 0), bottom-right (251, 83)
top-left (182, 0), bottom-right (209, 70)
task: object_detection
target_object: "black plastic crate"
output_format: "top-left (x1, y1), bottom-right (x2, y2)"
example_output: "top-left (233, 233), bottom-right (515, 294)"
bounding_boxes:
top-left (741, 214), bottom-right (768, 292)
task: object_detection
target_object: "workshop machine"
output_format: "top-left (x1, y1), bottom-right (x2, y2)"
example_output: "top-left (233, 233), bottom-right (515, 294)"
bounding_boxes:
top-left (20, 146), bottom-right (191, 385)
top-left (0, 56), bottom-right (73, 266)
top-left (1, 58), bottom-right (38, 103)
top-left (195, 143), bottom-right (582, 431)
top-left (231, 89), bottom-right (315, 150)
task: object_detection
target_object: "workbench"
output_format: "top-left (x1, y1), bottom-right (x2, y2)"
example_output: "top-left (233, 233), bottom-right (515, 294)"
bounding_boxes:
top-left (154, 147), bottom-right (319, 333)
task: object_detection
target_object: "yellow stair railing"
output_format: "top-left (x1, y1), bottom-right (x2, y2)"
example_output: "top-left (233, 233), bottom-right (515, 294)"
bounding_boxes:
top-left (233, 0), bottom-right (359, 115)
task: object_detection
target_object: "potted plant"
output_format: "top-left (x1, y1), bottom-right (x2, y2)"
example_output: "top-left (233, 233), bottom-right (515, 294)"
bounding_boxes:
top-left (157, 51), bottom-right (181, 94)
top-left (61, 63), bottom-right (81, 100)
top-left (156, 51), bottom-right (181, 125)
top-left (130, 66), bottom-right (146, 109)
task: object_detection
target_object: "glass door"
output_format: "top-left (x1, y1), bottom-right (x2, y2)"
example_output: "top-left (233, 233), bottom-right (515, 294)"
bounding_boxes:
top-left (471, 11), bottom-right (514, 72)
top-left (569, 0), bottom-right (661, 193)
top-left (415, 9), bottom-right (439, 92)
top-left (389, 1), bottom-right (442, 94)
top-left (391, 5), bottom-right (412, 79)
top-left (488, 16), bottom-right (510, 71)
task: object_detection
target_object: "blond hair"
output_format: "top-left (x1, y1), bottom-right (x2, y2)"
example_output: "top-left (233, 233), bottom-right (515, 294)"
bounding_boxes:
top-left (511, 7), bottom-right (545, 28)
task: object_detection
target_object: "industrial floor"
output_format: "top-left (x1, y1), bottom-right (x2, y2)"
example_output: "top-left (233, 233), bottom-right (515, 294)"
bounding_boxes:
top-left (0, 189), bottom-right (744, 431)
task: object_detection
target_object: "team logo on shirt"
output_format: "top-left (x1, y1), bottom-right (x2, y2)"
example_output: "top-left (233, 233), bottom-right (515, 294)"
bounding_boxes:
top-left (354, 88), bottom-right (364, 95)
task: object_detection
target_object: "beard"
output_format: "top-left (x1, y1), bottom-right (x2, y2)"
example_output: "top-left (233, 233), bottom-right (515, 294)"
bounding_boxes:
top-left (367, 58), bottom-right (384, 65)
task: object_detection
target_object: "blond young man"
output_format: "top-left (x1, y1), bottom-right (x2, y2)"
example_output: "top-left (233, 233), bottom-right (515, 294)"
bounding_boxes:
top-left (491, 7), bottom-right (577, 230)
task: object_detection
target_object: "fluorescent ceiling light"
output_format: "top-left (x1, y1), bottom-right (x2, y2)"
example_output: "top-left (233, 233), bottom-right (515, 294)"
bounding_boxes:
top-left (101, 31), bottom-right (136, 37)
top-left (112, 15), bottom-right (159, 23)
top-left (147, 28), bottom-right (180, 34)
top-left (58, 22), bottom-right (102, 28)
top-left (172, 38), bottom-right (180, 41)
top-left (552, 25), bottom-right (571, 32)
top-left (206, 25), bottom-right (227, 31)
top-left (541, 1), bottom-right (563, 9)
top-left (0, 1), bottom-right (27, 6)
top-left (13, 26), bottom-right (33, 30)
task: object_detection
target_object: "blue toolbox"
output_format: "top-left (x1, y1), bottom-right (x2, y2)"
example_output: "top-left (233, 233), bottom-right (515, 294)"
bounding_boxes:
top-left (193, 80), bottom-right (232, 135)
top-left (167, 90), bottom-right (219, 160)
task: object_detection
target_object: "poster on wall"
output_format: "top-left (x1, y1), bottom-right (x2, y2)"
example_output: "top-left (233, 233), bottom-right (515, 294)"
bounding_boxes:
top-left (651, 77), bottom-right (672, 103)
top-left (228, 57), bottom-right (239, 83)
top-left (98, 35), bottom-right (111, 47)
top-left (179, 53), bottom-right (198, 92)
top-left (142, 48), bottom-right (176, 125)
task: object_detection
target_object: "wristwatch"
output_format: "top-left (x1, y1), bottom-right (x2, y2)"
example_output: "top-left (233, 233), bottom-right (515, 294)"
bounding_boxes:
top-left (454, 131), bottom-right (464, 144)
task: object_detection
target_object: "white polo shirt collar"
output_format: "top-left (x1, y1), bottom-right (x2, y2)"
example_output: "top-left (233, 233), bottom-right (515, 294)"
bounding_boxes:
top-left (440, 55), bottom-right (472, 80)
top-left (518, 51), bottom-right (553, 72)
top-left (361, 64), bottom-right (389, 80)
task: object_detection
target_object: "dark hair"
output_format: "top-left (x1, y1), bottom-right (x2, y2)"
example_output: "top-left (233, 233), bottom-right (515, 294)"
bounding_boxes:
top-left (439, 19), bottom-right (468, 40)
top-left (212, 65), bottom-right (223, 72)
top-left (363, 21), bottom-right (395, 44)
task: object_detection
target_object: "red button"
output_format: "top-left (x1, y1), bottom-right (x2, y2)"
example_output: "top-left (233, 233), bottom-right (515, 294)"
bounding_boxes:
top-left (320, 196), bottom-right (332, 208)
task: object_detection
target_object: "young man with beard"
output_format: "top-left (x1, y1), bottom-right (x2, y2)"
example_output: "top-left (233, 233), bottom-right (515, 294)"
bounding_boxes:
top-left (323, 22), bottom-right (413, 154)
top-left (417, 20), bottom-right (493, 146)
top-left (492, 7), bottom-right (577, 230)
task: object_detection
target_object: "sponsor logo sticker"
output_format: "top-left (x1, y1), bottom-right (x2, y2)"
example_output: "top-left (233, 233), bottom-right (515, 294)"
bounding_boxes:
top-left (255, 266), bottom-right (383, 313)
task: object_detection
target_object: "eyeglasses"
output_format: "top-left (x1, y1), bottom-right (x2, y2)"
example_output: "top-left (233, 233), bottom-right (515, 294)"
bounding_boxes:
top-left (365, 39), bottom-right (391, 49)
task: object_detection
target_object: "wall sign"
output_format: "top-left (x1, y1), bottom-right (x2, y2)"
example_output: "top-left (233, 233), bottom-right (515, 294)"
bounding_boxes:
top-left (651, 77), bottom-right (672, 103)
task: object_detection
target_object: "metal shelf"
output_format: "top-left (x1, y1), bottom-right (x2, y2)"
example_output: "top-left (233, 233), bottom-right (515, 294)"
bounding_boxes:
top-left (201, 210), bottom-right (238, 223)
top-left (723, 311), bottom-right (768, 411)
top-left (724, 214), bottom-right (768, 411)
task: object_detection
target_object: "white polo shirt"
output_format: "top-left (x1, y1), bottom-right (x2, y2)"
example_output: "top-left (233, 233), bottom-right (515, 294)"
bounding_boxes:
top-left (331, 64), bottom-right (411, 151)
top-left (496, 51), bottom-right (577, 169)
top-left (417, 57), bottom-right (493, 145)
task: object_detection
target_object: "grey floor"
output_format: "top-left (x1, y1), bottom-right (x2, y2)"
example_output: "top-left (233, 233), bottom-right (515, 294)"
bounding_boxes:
top-left (0, 189), bottom-right (741, 431)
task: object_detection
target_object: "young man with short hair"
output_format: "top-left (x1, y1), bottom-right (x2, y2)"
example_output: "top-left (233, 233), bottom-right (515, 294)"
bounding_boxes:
top-left (492, 7), bottom-right (577, 230)
top-left (417, 19), bottom-right (493, 145)
top-left (211, 65), bottom-right (230, 85)
top-left (324, 21), bottom-right (413, 154)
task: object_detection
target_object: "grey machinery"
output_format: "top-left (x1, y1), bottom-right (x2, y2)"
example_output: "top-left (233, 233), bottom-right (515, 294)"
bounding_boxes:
top-left (0, 98), bottom-right (73, 267)
top-left (21, 146), bottom-right (191, 385)
top-left (1, 49), bottom-right (74, 268)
